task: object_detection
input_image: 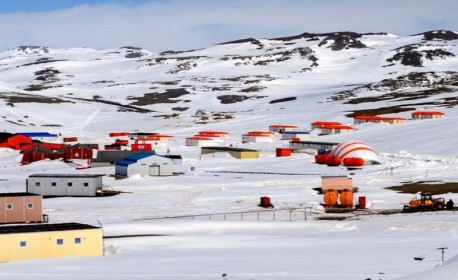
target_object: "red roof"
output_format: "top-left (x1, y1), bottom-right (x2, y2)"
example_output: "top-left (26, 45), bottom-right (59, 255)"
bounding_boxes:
top-left (354, 115), bottom-right (406, 121)
top-left (412, 111), bottom-right (445, 116)
top-left (269, 124), bottom-right (298, 128)
top-left (321, 125), bottom-right (354, 130)
top-left (198, 130), bottom-right (228, 135)
top-left (245, 131), bottom-right (275, 136)
top-left (186, 137), bottom-right (213, 141)
top-left (311, 121), bottom-right (342, 126)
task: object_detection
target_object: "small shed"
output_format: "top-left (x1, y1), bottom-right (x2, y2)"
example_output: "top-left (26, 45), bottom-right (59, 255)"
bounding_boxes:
top-left (27, 174), bottom-right (104, 197)
top-left (0, 193), bottom-right (43, 224)
top-left (0, 223), bottom-right (103, 262)
top-left (115, 153), bottom-right (173, 177)
top-left (321, 176), bottom-right (353, 193)
top-left (201, 146), bottom-right (260, 159)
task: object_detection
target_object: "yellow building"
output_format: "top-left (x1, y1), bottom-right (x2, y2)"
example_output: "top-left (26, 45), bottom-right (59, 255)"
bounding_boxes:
top-left (201, 146), bottom-right (260, 159)
top-left (0, 223), bottom-right (103, 262)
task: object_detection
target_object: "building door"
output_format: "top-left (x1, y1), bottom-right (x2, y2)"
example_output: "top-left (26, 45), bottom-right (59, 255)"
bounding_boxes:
top-left (149, 164), bottom-right (160, 176)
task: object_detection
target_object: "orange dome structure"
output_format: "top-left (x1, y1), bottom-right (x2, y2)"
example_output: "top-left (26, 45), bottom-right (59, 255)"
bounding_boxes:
top-left (329, 141), bottom-right (380, 165)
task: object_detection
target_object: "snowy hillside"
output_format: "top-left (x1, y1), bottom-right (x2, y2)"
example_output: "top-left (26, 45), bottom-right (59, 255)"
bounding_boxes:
top-left (0, 30), bottom-right (458, 280)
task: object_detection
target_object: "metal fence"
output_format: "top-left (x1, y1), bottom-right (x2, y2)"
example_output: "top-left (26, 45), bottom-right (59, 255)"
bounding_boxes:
top-left (141, 207), bottom-right (314, 222)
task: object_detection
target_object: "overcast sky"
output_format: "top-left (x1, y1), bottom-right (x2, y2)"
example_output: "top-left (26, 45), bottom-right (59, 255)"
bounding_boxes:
top-left (0, 0), bottom-right (456, 53)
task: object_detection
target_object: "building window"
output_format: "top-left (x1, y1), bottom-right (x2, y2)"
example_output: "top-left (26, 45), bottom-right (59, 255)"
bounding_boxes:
top-left (68, 182), bottom-right (73, 187)
top-left (75, 237), bottom-right (82, 244)
top-left (6, 204), bottom-right (13, 210)
top-left (56, 238), bottom-right (64, 245)
top-left (20, 241), bottom-right (27, 247)
top-left (84, 182), bottom-right (89, 187)
top-left (35, 182), bottom-right (40, 187)
top-left (51, 182), bottom-right (56, 187)
top-left (27, 203), bottom-right (34, 209)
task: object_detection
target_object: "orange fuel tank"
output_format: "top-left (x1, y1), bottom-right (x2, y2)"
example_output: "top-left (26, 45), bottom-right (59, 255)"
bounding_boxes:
top-left (339, 189), bottom-right (354, 207)
top-left (323, 190), bottom-right (338, 207)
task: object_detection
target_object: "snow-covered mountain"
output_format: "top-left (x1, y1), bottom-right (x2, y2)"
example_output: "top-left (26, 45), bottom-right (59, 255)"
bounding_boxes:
top-left (1, 30), bottom-right (458, 280)
top-left (1, 30), bottom-right (457, 133)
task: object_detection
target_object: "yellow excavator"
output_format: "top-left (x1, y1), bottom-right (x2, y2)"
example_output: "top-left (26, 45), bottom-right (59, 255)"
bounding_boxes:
top-left (403, 192), bottom-right (446, 212)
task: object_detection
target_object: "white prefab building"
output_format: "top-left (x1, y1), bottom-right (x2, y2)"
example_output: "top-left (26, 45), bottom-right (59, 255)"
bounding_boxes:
top-left (185, 137), bottom-right (215, 146)
top-left (27, 174), bottom-right (104, 197)
top-left (115, 153), bottom-right (173, 177)
top-left (281, 131), bottom-right (311, 141)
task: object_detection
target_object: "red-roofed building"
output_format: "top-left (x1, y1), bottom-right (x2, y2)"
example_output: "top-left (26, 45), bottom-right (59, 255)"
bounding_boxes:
top-left (185, 136), bottom-right (215, 146)
top-left (354, 116), bottom-right (407, 125)
top-left (320, 125), bottom-right (354, 135)
top-left (269, 124), bottom-right (298, 133)
top-left (135, 135), bottom-right (174, 146)
top-left (242, 131), bottom-right (275, 143)
top-left (197, 131), bottom-right (229, 138)
top-left (411, 111), bottom-right (445, 120)
top-left (311, 121), bottom-right (342, 130)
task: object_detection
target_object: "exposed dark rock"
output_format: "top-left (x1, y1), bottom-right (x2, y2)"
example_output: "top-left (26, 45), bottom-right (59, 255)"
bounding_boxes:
top-left (239, 86), bottom-right (266, 93)
top-left (128, 88), bottom-right (191, 105)
top-left (269, 97), bottom-right (297, 104)
top-left (386, 44), bottom-right (455, 67)
top-left (218, 38), bottom-right (264, 48)
top-left (171, 107), bottom-right (189, 111)
top-left (217, 94), bottom-right (266, 104)
top-left (417, 30), bottom-right (458, 41)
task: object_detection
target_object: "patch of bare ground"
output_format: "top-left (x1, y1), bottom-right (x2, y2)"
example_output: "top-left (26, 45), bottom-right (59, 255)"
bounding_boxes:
top-left (386, 181), bottom-right (458, 195)
top-left (344, 105), bottom-right (415, 118)
top-left (128, 88), bottom-right (191, 105)
top-left (217, 94), bottom-right (266, 104)
top-left (0, 93), bottom-right (71, 106)
top-left (71, 97), bottom-right (153, 113)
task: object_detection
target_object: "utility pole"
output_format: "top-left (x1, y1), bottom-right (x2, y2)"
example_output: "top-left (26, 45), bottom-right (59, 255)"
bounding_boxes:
top-left (438, 247), bottom-right (448, 262)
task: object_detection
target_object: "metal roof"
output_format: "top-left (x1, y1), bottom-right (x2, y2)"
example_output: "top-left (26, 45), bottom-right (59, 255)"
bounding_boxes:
top-left (92, 150), bottom-right (148, 162)
top-left (282, 131), bottom-right (310, 134)
top-left (0, 192), bottom-right (41, 197)
top-left (201, 146), bottom-right (258, 152)
top-left (16, 132), bottom-right (58, 137)
top-left (124, 152), bottom-right (155, 161)
top-left (0, 223), bottom-right (99, 234)
top-left (29, 174), bottom-right (104, 178)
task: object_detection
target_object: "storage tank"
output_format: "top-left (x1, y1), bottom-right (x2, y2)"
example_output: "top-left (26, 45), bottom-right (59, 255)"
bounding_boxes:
top-left (343, 157), bottom-right (364, 167)
top-left (326, 156), bottom-right (341, 166)
top-left (259, 196), bottom-right (273, 208)
top-left (339, 189), bottom-right (354, 207)
top-left (323, 190), bottom-right (338, 207)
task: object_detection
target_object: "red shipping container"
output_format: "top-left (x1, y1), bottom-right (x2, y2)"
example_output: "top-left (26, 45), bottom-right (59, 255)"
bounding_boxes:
top-left (63, 137), bottom-right (78, 142)
top-left (276, 148), bottom-right (292, 157)
top-left (109, 132), bottom-right (129, 137)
